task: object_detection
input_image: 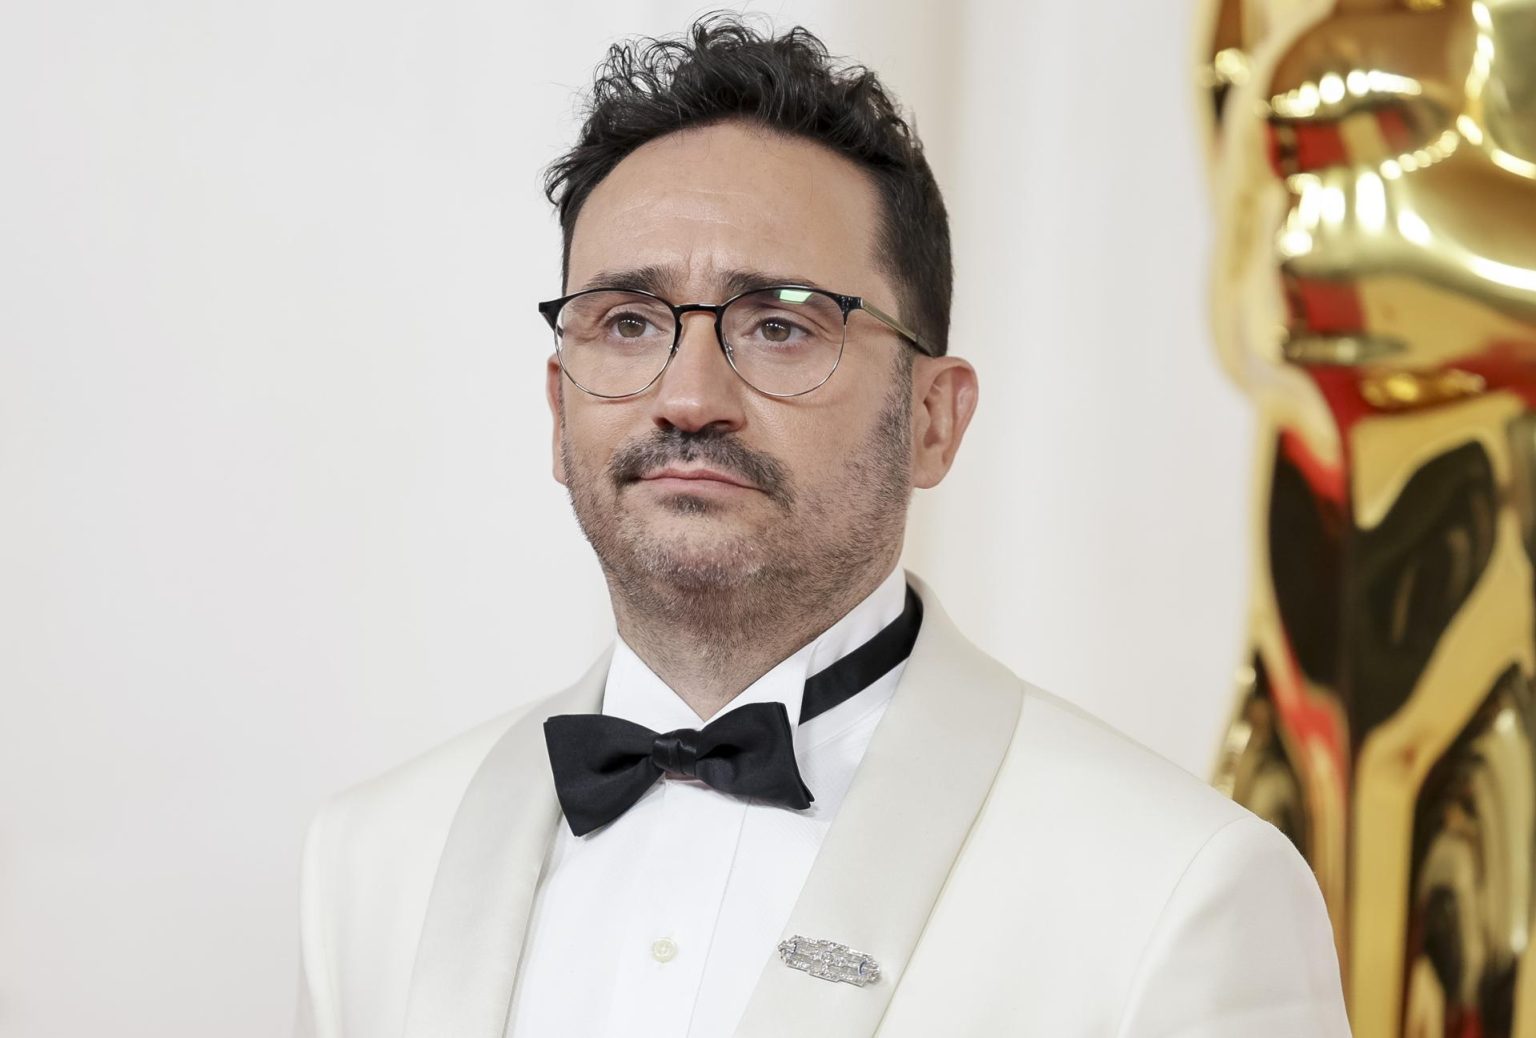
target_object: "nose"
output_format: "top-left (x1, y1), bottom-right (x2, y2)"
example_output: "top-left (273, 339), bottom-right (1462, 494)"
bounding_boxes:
top-left (649, 311), bottom-right (748, 434)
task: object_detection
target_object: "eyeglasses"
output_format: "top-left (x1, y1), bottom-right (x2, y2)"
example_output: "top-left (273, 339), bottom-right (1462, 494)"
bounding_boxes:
top-left (536, 285), bottom-right (934, 399)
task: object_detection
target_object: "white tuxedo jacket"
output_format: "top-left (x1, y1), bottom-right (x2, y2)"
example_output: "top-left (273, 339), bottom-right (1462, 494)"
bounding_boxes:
top-left (296, 576), bottom-right (1351, 1037)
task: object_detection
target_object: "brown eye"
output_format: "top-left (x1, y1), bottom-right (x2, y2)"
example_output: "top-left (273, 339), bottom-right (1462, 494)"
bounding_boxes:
top-left (761, 319), bottom-right (791, 342)
top-left (614, 315), bottom-right (648, 338)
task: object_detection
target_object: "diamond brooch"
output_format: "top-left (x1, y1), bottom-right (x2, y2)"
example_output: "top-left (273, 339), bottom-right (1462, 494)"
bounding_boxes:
top-left (777, 935), bottom-right (881, 987)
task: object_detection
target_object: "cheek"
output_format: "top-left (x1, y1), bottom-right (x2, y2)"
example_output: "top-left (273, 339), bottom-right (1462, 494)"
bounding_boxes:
top-left (562, 406), bottom-right (631, 473)
top-left (763, 410), bottom-right (868, 488)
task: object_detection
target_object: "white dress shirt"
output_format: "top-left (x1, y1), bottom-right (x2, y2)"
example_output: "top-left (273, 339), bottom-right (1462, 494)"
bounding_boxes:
top-left (506, 567), bottom-right (910, 1038)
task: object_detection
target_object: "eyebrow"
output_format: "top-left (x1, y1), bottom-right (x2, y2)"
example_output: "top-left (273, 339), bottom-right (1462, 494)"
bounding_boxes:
top-left (577, 266), bottom-right (832, 300)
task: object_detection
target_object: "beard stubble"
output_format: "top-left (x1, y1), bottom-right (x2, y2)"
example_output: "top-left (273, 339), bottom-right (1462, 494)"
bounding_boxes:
top-left (560, 365), bottom-right (914, 639)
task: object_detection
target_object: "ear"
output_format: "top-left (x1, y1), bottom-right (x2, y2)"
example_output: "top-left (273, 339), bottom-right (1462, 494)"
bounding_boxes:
top-left (910, 355), bottom-right (978, 490)
top-left (546, 354), bottom-right (568, 486)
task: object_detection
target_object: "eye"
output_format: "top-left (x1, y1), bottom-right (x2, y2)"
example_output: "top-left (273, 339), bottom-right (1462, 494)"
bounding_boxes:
top-left (603, 309), bottom-right (663, 340)
top-left (723, 289), bottom-right (842, 353)
top-left (760, 318), bottom-right (796, 343)
top-left (612, 313), bottom-right (650, 338)
top-left (743, 313), bottom-right (810, 346)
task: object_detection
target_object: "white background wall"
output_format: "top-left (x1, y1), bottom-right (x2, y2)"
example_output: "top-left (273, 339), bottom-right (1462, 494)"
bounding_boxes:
top-left (0, 1), bottom-right (1252, 1034)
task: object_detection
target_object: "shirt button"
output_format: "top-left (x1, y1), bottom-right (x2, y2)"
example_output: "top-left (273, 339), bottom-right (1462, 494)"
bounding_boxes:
top-left (651, 937), bottom-right (678, 963)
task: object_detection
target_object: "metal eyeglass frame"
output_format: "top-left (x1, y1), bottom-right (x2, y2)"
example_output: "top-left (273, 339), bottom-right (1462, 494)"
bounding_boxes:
top-left (536, 284), bottom-right (936, 399)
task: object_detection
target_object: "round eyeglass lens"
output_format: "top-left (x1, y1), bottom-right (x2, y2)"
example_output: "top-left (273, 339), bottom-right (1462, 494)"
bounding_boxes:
top-left (554, 291), bottom-right (676, 397)
top-left (722, 288), bottom-right (846, 396)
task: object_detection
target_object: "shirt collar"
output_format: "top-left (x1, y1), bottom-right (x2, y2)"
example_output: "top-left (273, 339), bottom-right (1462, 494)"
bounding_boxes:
top-left (602, 566), bottom-right (908, 733)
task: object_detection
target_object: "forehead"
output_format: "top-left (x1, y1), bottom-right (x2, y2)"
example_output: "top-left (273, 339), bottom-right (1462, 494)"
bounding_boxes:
top-left (566, 120), bottom-right (885, 296)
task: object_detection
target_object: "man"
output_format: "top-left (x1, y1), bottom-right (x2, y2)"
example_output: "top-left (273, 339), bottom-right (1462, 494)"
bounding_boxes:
top-left (296, 16), bottom-right (1351, 1038)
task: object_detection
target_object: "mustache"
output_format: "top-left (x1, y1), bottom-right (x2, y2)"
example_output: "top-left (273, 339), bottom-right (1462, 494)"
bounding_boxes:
top-left (608, 426), bottom-right (793, 506)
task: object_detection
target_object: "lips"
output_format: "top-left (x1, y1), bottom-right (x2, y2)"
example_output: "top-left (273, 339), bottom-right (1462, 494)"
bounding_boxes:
top-left (639, 466), bottom-right (758, 491)
top-left (606, 429), bottom-right (790, 507)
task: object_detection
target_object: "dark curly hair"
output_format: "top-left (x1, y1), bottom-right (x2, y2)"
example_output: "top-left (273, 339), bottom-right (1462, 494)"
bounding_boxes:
top-left (544, 13), bottom-right (952, 355)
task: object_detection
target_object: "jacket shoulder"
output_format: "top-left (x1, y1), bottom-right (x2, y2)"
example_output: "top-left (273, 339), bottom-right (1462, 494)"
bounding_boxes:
top-left (305, 690), bottom-right (561, 909)
top-left (324, 705), bottom-right (530, 835)
top-left (1008, 680), bottom-right (1248, 833)
top-left (296, 696), bottom-right (549, 1037)
top-left (883, 662), bottom-right (1327, 1035)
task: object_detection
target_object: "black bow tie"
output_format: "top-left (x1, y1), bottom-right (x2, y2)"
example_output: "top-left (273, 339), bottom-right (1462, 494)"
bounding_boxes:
top-left (545, 585), bottom-right (923, 837)
top-left (545, 703), bottom-right (811, 837)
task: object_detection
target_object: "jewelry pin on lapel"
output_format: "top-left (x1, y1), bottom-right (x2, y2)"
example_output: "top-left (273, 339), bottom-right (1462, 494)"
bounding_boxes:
top-left (777, 935), bottom-right (881, 986)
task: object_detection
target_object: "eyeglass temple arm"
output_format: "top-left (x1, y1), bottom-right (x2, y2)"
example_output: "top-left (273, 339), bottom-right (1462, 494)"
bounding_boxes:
top-left (858, 300), bottom-right (936, 357)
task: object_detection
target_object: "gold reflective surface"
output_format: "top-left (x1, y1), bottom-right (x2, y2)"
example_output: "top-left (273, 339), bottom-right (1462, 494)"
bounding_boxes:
top-left (1200, 1), bottom-right (1536, 1034)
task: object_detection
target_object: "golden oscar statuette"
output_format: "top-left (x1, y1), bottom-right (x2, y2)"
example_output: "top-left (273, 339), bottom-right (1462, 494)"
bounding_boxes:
top-left (1198, 0), bottom-right (1536, 1034)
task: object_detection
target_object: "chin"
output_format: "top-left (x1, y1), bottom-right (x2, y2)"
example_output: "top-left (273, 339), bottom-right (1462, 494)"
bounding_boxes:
top-left (637, 500), bottom-right (761, 544)
top-left (628, 528), bottom-right (770, 593)
top-left (577, 494), bottom-right (780, 597)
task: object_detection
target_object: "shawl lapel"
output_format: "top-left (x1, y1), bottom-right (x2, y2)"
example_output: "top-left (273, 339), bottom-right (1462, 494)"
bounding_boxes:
top-left (733, 574), bottom-right (1024, 1037)
top-left (401, 651), bottom-right (609, 1038)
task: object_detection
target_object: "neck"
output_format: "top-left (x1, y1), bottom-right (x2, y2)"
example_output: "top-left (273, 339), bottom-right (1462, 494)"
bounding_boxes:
top-left (608, 551), bottom-right (901, 720)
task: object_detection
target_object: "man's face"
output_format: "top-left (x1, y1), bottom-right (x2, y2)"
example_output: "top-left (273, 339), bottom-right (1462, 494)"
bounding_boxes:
top-left (549, 120), bottom-right (915, 608)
